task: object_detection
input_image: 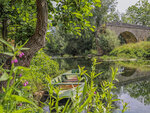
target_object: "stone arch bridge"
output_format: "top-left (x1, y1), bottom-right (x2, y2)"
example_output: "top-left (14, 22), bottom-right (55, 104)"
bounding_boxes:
top-left (106, 22), bottom-right (150, 43)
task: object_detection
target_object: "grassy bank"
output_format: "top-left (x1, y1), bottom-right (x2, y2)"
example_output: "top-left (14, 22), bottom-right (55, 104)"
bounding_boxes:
top-left (102, 41), bottom-right (150, 60)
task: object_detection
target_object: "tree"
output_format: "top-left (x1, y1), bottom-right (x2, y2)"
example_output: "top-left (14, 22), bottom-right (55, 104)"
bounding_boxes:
top-left (91, 0), bottom-right (118, 55)
top-left (45, 26), bottom-right (67, 56)
top-left (98, 29), bottom-right (120, 55)
top-left (121, 0), bottom-right (150, 26)
top-left (0, 0), bottom-right (37, 54)
top-left (1, 0), bottom-right (101, 67)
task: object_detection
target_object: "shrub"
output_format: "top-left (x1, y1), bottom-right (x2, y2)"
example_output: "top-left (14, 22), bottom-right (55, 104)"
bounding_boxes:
top-left (110, 41), bottom-right (150, 59)
top-left (98, 29), bottom-right (120, 55)
top-left (22, 50), bottom-right (61, 92)
top-left (31, 50), bottom-right (59, 76)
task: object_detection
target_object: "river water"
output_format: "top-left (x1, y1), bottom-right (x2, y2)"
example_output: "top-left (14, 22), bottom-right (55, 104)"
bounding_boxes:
top-left (54, 57), bottom-right (150, 113)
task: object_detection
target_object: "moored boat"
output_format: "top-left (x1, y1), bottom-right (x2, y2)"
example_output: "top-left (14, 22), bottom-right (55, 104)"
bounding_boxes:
top-left (52, 69), bottom-right (87, 98)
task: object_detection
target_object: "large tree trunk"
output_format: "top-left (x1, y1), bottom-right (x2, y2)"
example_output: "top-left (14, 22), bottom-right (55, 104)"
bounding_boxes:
top-left (18, 0), bottom-right (48, 67)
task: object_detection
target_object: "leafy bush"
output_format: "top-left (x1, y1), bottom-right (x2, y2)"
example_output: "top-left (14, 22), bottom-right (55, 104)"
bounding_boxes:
top-left (46, 26), bottom-right (94, 56)
top-left (65, 37), bottom-right (93, 56)
top-left (22, 50), bottom-right (61, 92)
top-left (110, 41), bottom-right (150, 59)
top-left (31, 50), bottom-right (59, 76)
top-left (45, 28), bottom-right (67, 56)
top-left (98, 29), bottom-right (120, 55)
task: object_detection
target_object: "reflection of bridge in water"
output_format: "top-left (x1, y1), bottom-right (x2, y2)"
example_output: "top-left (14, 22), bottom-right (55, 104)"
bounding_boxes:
top-left (115, 69), bottom-right (150, 86)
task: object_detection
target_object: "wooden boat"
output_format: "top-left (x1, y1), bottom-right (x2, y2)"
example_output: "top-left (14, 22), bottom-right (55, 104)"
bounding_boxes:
top-left (51, 69), bottom-right (87, 98)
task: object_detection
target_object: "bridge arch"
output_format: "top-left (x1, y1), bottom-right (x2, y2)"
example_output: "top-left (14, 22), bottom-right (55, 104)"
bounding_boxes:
top-left (118, 31), bottom-right (138, 44)
top-left (106, 22), bottom-right (150, 42)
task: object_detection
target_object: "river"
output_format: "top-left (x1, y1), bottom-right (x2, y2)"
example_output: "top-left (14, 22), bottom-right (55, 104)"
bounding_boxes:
top-left (54, 57), bottom-right (150, 113)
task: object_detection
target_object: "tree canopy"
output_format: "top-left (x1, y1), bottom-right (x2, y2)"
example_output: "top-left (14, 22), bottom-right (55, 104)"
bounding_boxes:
top-left (121, 0), bottom-right (150, 26)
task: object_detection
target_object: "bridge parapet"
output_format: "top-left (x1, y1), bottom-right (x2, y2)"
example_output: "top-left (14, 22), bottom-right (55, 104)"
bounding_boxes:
top-left (107, 22), bottom-right (150, 30)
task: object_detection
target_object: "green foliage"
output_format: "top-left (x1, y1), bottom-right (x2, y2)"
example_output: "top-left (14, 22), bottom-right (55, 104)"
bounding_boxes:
top-left (49, 0), bottom-right (101, 36)
top-left (46, 26), bottom-right (95, 56)
top-left (0, 40), bottom-right (42, 113)
top-left (64, 37), bottom-right (94, 56)
top-left (0, 0), bottom-right (36, 43)
top-left (121, 0), bottom-right (150, 26)
top-left (0, 33), bottom-right (127, 113)
top-left (110, 41), bottom-right (150, 59)
top-left (98, 29), bottom-right (120, 54)
top-left (22, 50), bottom-right (61, 92)
top-left (45, 0), bottom-right (119, 57)
top-left (31, 50), bottom-right (59, 76)
top-left (45, 27), bottom-right (67, 56)
top-left (92, 0), bottom-right (118, 27)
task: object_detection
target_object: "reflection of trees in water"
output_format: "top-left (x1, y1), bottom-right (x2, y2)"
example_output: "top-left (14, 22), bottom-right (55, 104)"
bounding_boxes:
top-left (116, 60), bottom-right (150, 72)
top-left (55, 58), bottom-right (120, 86)
top-left (126, 80), bottom-right (150, 105)
top-left (96, 61), bottom-right (121, 79)
top-left (54, 57), bottom-right (92, 70)
top-left (121, 67), bottom-right (136, 77)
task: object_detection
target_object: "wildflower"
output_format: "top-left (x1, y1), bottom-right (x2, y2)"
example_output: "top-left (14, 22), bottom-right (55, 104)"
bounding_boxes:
top-left (11, 60), bottom-right (14, 64)
top-left (23, 81), bottom-right (29, 86)
top-left (19, 74), bottom-right (22, 77)
top-left (19, 52), bottom-right (25, 58)
top-left (94, 92), bottom-right (96, 94)
top-left (18, 103), bottom-right (22, 106)
top-left (26, 81), bottom-right (28, 84)
top-left (11, 58), bottom-right (18, 64)
top-left (22, 52), bottom-right (25, 56)
top-left (14, 59), bottom-right (18, 63)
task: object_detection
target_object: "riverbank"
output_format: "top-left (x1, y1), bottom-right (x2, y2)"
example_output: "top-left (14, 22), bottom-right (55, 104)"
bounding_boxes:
top-left (101, 41), bottom-right (150, 61)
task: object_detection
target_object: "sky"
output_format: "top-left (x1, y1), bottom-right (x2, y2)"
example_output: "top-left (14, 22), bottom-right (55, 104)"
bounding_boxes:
top-left (117, 0), bottom-right (150, 13)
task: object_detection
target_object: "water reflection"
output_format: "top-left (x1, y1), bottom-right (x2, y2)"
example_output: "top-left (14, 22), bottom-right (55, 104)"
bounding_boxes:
top-left (54, 58), bottom-right (150, 113)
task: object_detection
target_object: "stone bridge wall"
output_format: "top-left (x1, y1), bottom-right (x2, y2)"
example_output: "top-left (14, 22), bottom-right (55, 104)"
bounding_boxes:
top-left (106, 22), bottom-right (150, 42)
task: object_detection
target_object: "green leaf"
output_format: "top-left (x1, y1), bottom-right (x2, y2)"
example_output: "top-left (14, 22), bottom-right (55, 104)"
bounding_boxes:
top-left (82, 80), bottom-right (87, 97)
top-left (74, 27), bottom-right (80, 30)
top-left (95, 0), bottom-right (101, 3)
top-left (20, 48), bottom-right (30, 50)
top-left (14, 39), bottom-right (29, 52)
top-left (0, 72), bottom-right (9, 81)
top-left (0, 38), bottom-right (14, 51)
top-left (11, 95), bottom-right (38, 108)
top-left (13, 108), bottom-right (32, 113)
top-left (2, 86), bottom-right (5, 92)
top-left (72, 12), bottom-right (83, 19)
top-left (78, 95), bottom-right (92, 112)
top-left (0, 52), bottom-right (14, 56)
top-left (111, 99), bottom-right (120, 102)
top-left (0, 105), bottom-right (3, 113)
top-left (94, 72), bottom-right (103, 79)
top-left (62, 99), bottom-right (70, 113)
top-left (13, 66), bottom-right (30, 73)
